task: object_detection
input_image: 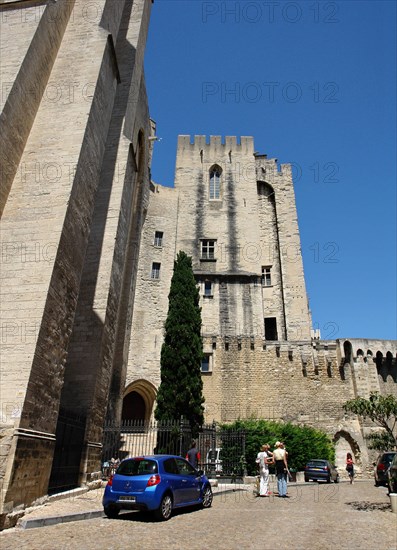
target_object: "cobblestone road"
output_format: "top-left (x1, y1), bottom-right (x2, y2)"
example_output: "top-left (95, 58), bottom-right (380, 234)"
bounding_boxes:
top-left (1, 481), bottom-right (396, 550)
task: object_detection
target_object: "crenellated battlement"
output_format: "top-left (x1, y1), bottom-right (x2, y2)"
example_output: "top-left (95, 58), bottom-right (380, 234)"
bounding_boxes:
top-left (177, 134), bottom-right (254, 152)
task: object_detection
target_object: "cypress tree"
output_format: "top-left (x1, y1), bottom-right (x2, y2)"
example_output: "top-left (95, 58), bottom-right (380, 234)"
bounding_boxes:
top-left (155, 251), bottom-right (205, 435)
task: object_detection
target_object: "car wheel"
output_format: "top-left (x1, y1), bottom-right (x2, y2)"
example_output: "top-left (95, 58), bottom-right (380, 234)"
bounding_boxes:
top-left (304, 477), bottom-right (309, 482)
top-left (375, 480), bottom-right (380, 487)
top-left (334, 475), bottom-right (339, 484)
top-left (154, 493), bottom-right (173, 521)
top-left (326, 476), bottom-right (331, 484)
top-left (104, 506), bottom-right (119, 519)
top-left (202, 485), bottom-right (213, 508)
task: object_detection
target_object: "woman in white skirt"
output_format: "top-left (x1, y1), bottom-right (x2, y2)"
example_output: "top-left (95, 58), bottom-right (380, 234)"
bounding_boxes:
top-left (256, 444), bottom-right (274, 496)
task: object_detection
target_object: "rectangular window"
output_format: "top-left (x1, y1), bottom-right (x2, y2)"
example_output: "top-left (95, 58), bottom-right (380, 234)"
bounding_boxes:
top-left (151, 262), bottom-right (161, 279)
top-left (261, 266), bottom-right (272, 286)
top-left (201, 239), bottom-right (216, 260)
top-left (264, 317), bottom-right (278, 341)
top-left (204, 280), bottom-right (213, 297)
top-left (201, 355), bottom-right (211, 373)
top-left (154, 231), bottom-right (163, 247)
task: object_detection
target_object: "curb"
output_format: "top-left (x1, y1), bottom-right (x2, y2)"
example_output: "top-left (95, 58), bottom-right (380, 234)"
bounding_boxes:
top-left (19, 510), bottom-right (104, 530)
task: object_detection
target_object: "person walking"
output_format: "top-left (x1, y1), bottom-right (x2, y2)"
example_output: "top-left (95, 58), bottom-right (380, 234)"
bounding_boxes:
top-left (186, 440), bottom-right (201, 469)
top-left (346, 452), bottom-right (355, 484)
top-left (256, 444), bottom-right (273, 497)
top-left (273, 441), bottom-right (289, 497)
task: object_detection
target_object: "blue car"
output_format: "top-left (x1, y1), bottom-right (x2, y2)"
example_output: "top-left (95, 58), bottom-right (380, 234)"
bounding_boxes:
top-left (103, 455), bottom-right (213, 521)
top-left (304, 459), bottom-right (339, 483)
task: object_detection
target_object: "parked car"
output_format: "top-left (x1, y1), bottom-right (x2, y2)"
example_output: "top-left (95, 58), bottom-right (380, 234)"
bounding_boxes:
top-left (387, 453), bottom-right (397, 493)
top-left (374, 451), bottom-right (396, 487)
top-left (103, 455), bottom-right (213, 521)
top-left (304, 460), bottom-right (339, 483)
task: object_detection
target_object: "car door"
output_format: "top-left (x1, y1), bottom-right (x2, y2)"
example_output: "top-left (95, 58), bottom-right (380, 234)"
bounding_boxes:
top-left (162, 458), bottom-right (184, 505)
top-left (175, 458), bottom-right (201, 504)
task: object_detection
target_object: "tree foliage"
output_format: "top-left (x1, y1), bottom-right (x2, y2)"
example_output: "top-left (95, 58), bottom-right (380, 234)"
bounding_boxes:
top-left (155, 251), bottom-right (204, 435)
top-left (343, 393), bottom-right (397, 449)
top-left (365, 431), bottom-right (396, 452)
top-left (221, 419), bottom-right (335, 475)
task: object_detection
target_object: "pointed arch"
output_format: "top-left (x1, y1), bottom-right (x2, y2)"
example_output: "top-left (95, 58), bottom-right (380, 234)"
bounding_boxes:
top-left (333, 430), bottom-right (361, 472)
top-left (209, 164), bottom-right (222, 200)
top-left (122, 379), bottom-right (157, 422)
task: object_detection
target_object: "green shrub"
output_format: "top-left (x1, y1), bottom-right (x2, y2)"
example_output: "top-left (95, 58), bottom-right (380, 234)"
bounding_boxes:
top-left (220, 419), bottom-right (335, 475)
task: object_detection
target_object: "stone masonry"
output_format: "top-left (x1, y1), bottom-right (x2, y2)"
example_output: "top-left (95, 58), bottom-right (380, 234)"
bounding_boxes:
top-left (127, 135), bottom-right (397, 476)
top-left (0, 0), bottom-right (153, 528)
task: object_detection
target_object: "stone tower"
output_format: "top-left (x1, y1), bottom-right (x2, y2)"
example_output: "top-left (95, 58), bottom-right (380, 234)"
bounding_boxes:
top-left (127, 134), bottom-right (313, 417)
top-left (0, 0), bottom-right (153, 526)
top-left (126, 135), bottom-right (396, 467)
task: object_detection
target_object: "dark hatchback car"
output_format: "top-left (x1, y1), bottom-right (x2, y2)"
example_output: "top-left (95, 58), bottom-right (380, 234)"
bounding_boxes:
top-left (374, 452), bottom-right (396, 487)
top-left (103, 455), bottom-right (213, 521)
top-left (304, 460), bottom-right (339, 483)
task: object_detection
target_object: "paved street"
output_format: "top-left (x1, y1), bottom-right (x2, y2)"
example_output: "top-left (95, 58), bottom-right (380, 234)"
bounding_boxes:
top-left (1, 481), bottom-right (396, 550)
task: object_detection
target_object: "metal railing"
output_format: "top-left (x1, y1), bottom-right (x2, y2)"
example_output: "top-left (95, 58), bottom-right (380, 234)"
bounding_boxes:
top-left (101, 419), bottom-right (246, 478)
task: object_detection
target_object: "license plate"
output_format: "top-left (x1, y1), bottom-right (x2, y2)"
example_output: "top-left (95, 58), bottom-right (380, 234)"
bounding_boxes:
top-left (119, 496), bottom-right (136, 502)
top-left (312, 468), bottom-right (321, 471)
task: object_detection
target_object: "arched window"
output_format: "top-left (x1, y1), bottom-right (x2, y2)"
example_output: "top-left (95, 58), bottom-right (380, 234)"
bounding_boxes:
top-left (209, 166), bottom-right (221, 200)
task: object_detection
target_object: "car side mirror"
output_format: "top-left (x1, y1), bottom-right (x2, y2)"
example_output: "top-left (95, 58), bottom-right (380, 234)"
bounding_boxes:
top-left (197, 469), bottom-right (204, 476)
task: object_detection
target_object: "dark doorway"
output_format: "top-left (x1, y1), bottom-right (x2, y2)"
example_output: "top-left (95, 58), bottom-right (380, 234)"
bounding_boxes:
top-left (122, 391), bottom-right (146, 421)
top-left (264, 317), bottom-right (278, 341)
top-left (48, 409), bottom-right (86, 494)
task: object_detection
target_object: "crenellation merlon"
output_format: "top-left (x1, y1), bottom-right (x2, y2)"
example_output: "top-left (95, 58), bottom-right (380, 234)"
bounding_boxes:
top-left (177, 134), bottom-right (254, 152)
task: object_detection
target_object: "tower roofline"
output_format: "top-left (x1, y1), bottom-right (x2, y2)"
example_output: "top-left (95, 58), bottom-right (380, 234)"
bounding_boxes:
top-left (177, 134), bottom-right (254, 151)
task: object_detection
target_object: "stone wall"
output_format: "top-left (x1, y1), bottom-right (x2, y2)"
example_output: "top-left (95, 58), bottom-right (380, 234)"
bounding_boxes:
top-left (0, 0), bottom-right (153, 524)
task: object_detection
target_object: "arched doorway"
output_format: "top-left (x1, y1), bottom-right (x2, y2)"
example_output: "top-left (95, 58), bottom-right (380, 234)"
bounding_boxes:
top-left (122, 379), bottom-right (157, 423)
top-left (122, 391), bottom-right (146, 421)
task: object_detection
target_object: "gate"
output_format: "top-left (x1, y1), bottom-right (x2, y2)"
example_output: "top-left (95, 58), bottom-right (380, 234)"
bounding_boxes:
top-left (48, 408), bottom-right (86, 494)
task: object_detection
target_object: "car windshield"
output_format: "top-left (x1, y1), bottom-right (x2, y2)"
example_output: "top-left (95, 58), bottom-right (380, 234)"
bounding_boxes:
top-left (307, 460), bottom-right (327, 466)
top-left (117, 459), bottom-right (158, 476)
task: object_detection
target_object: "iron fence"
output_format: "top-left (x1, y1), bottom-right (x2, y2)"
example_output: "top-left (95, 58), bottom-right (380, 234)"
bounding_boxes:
top-left (101, 419), bottom-right (246, 479)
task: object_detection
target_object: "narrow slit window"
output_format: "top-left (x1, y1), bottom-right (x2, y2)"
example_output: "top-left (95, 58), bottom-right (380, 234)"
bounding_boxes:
top-left (209, 167), bottom-right (221, 200)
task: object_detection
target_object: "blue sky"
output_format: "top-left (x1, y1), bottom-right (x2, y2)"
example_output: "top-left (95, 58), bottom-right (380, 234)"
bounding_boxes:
top-left (144, 0), bottom-right (396, 340)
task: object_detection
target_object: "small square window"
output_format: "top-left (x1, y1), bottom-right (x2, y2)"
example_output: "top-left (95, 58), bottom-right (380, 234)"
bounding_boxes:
top-left (154, 231), bottom-right (163, 247)
top-left (151, 262), bottom-right (161, 279)
top-left (201, 239), bottom-right (216, 260)
top-left (261, 266), bottom-right (272, 286)
top-left (201, 354), bottom-right (212, 373)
